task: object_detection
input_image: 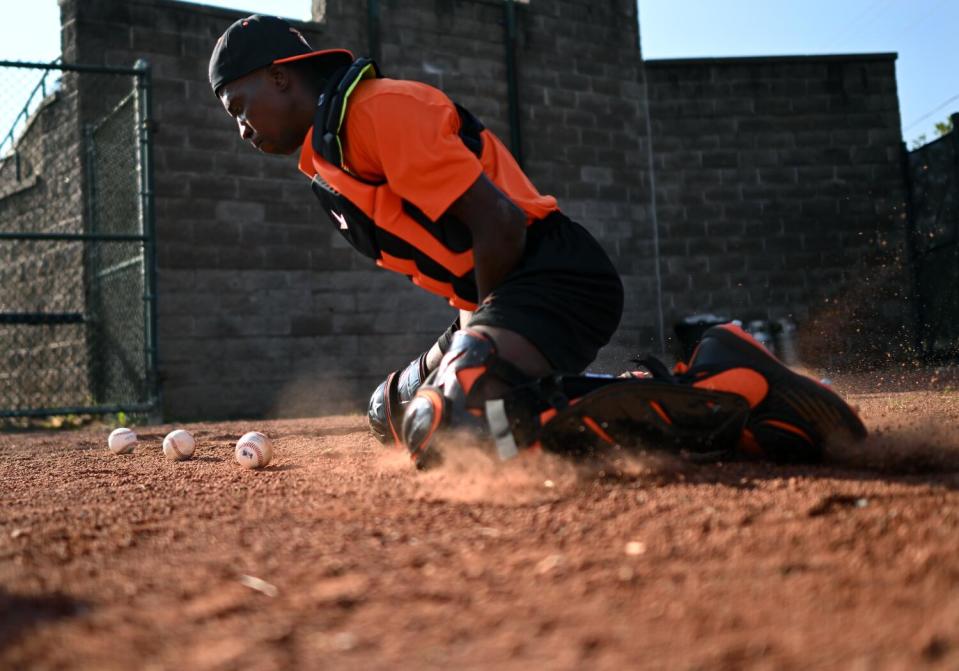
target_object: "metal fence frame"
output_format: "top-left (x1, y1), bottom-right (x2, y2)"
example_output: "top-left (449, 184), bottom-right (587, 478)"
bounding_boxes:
top-left (0, 59), bottom-right (158, 418)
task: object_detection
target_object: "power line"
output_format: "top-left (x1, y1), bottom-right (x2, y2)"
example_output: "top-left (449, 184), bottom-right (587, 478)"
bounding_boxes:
top-left (898, 0), bottom-right (949, 37)
top-left (904, 92), bottom-right (959, 131)
top-left (819, 0), bottom-right (896, 51)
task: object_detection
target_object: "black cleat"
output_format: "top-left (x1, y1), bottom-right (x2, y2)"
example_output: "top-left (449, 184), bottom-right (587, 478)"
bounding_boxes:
top-left (679, 323), bottom-right (867, 461)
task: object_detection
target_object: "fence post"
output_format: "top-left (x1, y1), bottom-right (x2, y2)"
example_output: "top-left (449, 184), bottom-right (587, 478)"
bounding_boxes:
top-left (134, 58), bottom-right (161, 420)
top-left (83, 122), bottom-right (104, 400)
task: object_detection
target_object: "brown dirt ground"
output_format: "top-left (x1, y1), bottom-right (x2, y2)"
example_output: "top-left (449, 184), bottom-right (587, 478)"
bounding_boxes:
top-left (2, 382), bottom-right (959, 670)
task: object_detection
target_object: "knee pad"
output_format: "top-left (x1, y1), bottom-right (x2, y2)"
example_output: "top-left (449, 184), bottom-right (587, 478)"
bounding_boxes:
top-left (401, 329), bottom-right (528, 468)
top-left (368, 352), bottom-right (429, 446)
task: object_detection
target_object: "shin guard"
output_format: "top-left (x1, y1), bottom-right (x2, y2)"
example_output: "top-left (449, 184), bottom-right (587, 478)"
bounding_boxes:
top-left (368, 353), bottom-right (429, 446)
top-left (401, 329), bottom-right (528, 469)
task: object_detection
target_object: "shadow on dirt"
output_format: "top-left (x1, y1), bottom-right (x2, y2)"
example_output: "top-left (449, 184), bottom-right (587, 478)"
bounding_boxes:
top-left (0, 590), bottom-right (88, 652)
top-left (577, 447), bottom-right (959, 493)
top-left (262, 464), bottom-right (300, 472)
top-left (202, 425), bottom-right (358, 442)
top-left (415, 423), bottom-right (959, 507)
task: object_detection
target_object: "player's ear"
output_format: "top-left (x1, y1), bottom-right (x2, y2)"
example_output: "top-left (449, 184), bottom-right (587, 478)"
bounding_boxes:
top-left (267, 64), bottom-right (291, 92)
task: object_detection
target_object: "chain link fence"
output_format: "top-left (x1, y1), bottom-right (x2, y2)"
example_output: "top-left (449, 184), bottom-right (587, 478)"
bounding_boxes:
top-left (0, 60), bottom-right (158, 419)
top-left (904, 113), bottom-right (959, 360)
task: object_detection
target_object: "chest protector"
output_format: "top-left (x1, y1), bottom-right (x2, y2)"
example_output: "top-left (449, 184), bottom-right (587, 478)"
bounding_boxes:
top-left (307, 58), bottom-right (488, 311)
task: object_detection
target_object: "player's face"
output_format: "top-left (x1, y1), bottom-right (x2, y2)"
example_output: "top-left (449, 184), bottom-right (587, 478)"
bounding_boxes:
top-left (219, 68), bottom-right (305, 155)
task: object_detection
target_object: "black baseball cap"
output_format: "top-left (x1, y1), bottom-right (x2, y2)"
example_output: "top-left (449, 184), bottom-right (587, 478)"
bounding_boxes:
top-left (209, 14), bottom-right (354, 94)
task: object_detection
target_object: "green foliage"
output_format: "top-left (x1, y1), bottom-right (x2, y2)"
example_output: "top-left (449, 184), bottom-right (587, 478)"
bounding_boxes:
top-left (911, 116), bottom-right (954, 149)
top-left (1, 410), bottom-right (146, 432)
top-left (934, 118), bottom-right (954, 136)
top-left (1, 414), bottom-right (96, 431)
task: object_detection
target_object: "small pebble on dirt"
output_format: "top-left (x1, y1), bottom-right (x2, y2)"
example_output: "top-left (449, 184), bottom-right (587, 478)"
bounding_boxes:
top-left (536, 554), bottom-right (563, 574)
top-left (625, 541), bottom-right (646, 556)
top-left (333, 632), bottom-right (357, 651)
top-left (238, 575), bottom-right (278, 597)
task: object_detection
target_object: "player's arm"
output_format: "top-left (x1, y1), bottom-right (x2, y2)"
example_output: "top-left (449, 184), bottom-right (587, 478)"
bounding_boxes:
top-left (445, 175), bottom-right (526, 301)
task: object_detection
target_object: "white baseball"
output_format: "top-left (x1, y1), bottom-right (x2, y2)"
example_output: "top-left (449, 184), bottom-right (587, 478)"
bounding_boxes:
top-left (235, 431), bottom-right (273, 469)
top-left (107, 427), bottom-right (137, 454)
top-left (162, 429), bottom-right (196, 461)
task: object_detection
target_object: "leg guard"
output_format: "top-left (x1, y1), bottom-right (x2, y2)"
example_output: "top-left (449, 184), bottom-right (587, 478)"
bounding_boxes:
top-left (401, 329), bottom-right (529, 469)
top-left (368, 317), bottom-right (461, 446)
top-left (487, 375), bottom-right (750, 461)
top-left (368, 352), bottom-right (429, 446)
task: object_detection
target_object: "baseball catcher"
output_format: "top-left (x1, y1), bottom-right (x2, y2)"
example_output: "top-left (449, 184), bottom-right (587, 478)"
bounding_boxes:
top-left (208, 16), bottom-right (866, 468)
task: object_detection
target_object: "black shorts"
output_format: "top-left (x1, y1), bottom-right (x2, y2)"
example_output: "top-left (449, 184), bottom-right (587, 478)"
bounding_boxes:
top-left (467, 210), bottom-right (624, 374)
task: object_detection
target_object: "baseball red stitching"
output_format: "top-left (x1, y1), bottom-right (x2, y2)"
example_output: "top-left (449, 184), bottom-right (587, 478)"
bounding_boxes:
top-left (240, 441), bottom-right (263, 466)
top-left (168, 437), bottom-right (186, 459)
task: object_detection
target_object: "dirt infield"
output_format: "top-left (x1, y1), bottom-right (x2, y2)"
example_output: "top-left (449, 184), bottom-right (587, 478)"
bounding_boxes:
top-left (2, 385), bottom-right (959, 670)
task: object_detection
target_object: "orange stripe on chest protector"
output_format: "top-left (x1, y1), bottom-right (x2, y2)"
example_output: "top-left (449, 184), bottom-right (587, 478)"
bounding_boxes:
top-left (693, 368), bottom-right (768, 408)
top-left (376, 252), bottom-right (477, 311)
top-left (376, 252), bottom-right (417, 275)
top-left (307, 137), bottom-right (476, 278)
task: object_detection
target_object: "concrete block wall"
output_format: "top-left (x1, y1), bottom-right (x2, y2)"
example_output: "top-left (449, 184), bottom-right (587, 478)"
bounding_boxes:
top-left (58, 0), bottom-right (651, 420)
top-left (317, 0), bottom-right (653, 354)
top-left (645, 55), bottom-right (910, 364)
top-left (504, 1), bottom-right (655, 355)
top-left (54, 0), bottom-right (909, 420)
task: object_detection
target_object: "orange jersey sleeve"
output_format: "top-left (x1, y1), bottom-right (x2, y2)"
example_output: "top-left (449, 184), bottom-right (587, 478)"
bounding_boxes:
top-left (341, 79), bottom-right (558, 223)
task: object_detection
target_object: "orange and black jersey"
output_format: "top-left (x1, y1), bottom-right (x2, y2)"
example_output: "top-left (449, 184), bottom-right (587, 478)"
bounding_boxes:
top-left (298, 67), bottom-right (559, 310)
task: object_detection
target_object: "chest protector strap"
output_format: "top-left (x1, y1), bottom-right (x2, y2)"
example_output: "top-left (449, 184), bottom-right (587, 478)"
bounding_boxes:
top-left (314, 58), bottom-right (382, 178)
